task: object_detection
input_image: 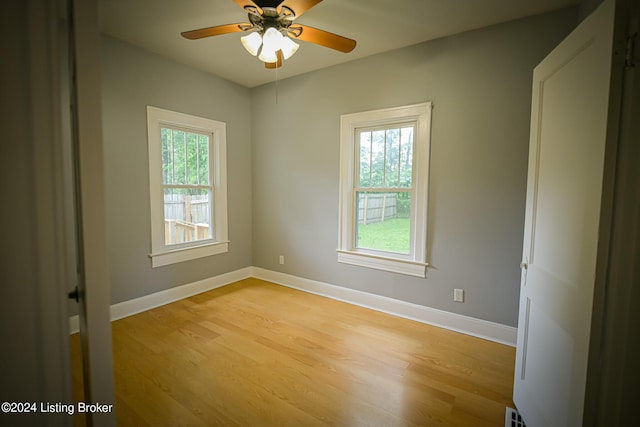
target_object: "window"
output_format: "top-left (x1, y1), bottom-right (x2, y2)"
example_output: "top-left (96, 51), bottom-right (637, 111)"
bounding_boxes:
top-left (147, 106), bottom-right (228, 267)
top-left (338, 103), bottom-right (432, 277)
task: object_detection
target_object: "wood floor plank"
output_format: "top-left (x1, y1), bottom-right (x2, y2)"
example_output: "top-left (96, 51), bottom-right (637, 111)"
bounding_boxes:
top-left (71, 278), bottom-right (515, 426)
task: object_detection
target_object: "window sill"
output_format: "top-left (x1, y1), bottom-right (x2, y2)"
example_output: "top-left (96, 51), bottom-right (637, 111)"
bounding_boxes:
top-left (337, 250), bottom-right (428, 278)
top-left (150, 241), bottom-right (229, 268)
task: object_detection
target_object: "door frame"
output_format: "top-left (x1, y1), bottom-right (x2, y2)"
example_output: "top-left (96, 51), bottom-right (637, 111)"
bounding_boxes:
top-left (585, 0), bottom-right (639, 424)
top-left (69, 0), bottom-right (116, 424)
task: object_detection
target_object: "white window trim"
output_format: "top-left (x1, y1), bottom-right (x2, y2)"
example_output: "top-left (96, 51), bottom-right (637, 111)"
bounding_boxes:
top-left (147, 106), bottom-right (229, 268)
top-left (337, 102), bottom-right (432, 277)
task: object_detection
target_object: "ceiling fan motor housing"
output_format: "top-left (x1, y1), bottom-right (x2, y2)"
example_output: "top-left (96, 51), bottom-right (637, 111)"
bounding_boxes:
top-left (246, 6), bottom-right (297, 35)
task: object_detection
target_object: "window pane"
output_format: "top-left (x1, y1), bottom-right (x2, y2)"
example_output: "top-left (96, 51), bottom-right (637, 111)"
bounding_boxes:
top-left (186, 132), bottom-right (199, 185)
top-left (357, 126), bottom-right (414, 189)
top-left (385, 129), bottom-right (400, 187)
top-left (199, 134), bottom-right (209, 185)
top-left (399, 127), bottom-right (414, 188)
top-left (161, 128), bottom-right (173, 184)
top-left (359, 131), bottom-right (371, 187)
top-left (162, 128), bottom-right (210, 186)
top-left (173, 130), bottom-right (186, 185)
top-left (163, 188), bottom-right (212, 245)
top-left (370, 130), bottom-right (385, 188)
top-left (355, 191), bottom-right (411, 254)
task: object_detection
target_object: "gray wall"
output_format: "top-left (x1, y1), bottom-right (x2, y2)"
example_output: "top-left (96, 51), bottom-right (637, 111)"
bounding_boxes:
top-left (101, 36), bottom-right (253, 305)
top-left (250, 8), bottom-right (578, 327)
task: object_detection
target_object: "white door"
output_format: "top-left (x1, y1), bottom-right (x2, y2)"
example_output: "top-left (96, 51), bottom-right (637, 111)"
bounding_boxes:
top-left (514, 1), bottom-right (616, 426)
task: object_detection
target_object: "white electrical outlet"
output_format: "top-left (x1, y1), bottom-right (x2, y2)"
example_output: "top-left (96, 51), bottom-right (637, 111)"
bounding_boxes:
top-left (454, 288), bottom-right (464, 303)
top-left (279, 255), bottom-right (285, 265)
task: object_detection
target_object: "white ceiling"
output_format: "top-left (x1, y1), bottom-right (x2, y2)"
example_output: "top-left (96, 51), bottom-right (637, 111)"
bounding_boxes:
top-left (99, 0), bottom-right (580, 88)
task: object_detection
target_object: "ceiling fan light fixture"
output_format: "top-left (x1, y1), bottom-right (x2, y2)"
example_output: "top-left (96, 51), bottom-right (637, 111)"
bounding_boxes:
top-left (240, 31), bottom-right (262, 56)
top-left (258, 27), bottom-right (283, 62)
top-left (258, 46), bottom-right (279, 63)
top-left (261, 27), bottom-right (283, 51)
top-left (280, 35), bottom-right (299, 60)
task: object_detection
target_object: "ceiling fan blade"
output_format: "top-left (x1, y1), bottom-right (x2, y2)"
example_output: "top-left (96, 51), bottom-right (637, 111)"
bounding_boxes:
top-left (279, 0), bottom-right (323, 17)
top-left (265, 50), bottom-right (284, 69)
top-left (291, 24), bottom-right (356, 53)
top-left (181, 23), bottom-right (248, 40)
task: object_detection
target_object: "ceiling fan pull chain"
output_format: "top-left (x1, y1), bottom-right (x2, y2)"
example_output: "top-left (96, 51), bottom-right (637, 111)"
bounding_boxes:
top-left (275, 61), bottom-right (279, 104)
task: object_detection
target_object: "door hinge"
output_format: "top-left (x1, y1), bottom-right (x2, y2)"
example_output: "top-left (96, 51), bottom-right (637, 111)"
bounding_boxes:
top-left (68, 286), bottom-right (80, 302)
top-left (625, 33), bottom-right (637, 69)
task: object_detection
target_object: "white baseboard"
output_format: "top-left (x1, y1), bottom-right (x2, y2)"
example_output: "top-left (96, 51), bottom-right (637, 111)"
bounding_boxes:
top-left (68, 267), bottom-right (253, 335)
top-left (252, 267), bottom-right (517, 346)
top-left (69, 265), bottom-right (517, 347)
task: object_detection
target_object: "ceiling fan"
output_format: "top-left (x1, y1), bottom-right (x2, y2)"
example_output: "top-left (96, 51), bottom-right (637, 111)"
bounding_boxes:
top-left (181, 0), bottom-right (357, 69)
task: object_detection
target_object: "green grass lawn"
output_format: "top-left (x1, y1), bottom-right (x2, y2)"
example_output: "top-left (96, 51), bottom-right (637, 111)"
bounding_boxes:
top-left (357, 218), bottom-right (410, 254)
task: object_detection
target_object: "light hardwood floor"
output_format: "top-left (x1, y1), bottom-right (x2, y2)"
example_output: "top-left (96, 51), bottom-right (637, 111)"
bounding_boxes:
top-left (71, 278), bottom-right (516, 426)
